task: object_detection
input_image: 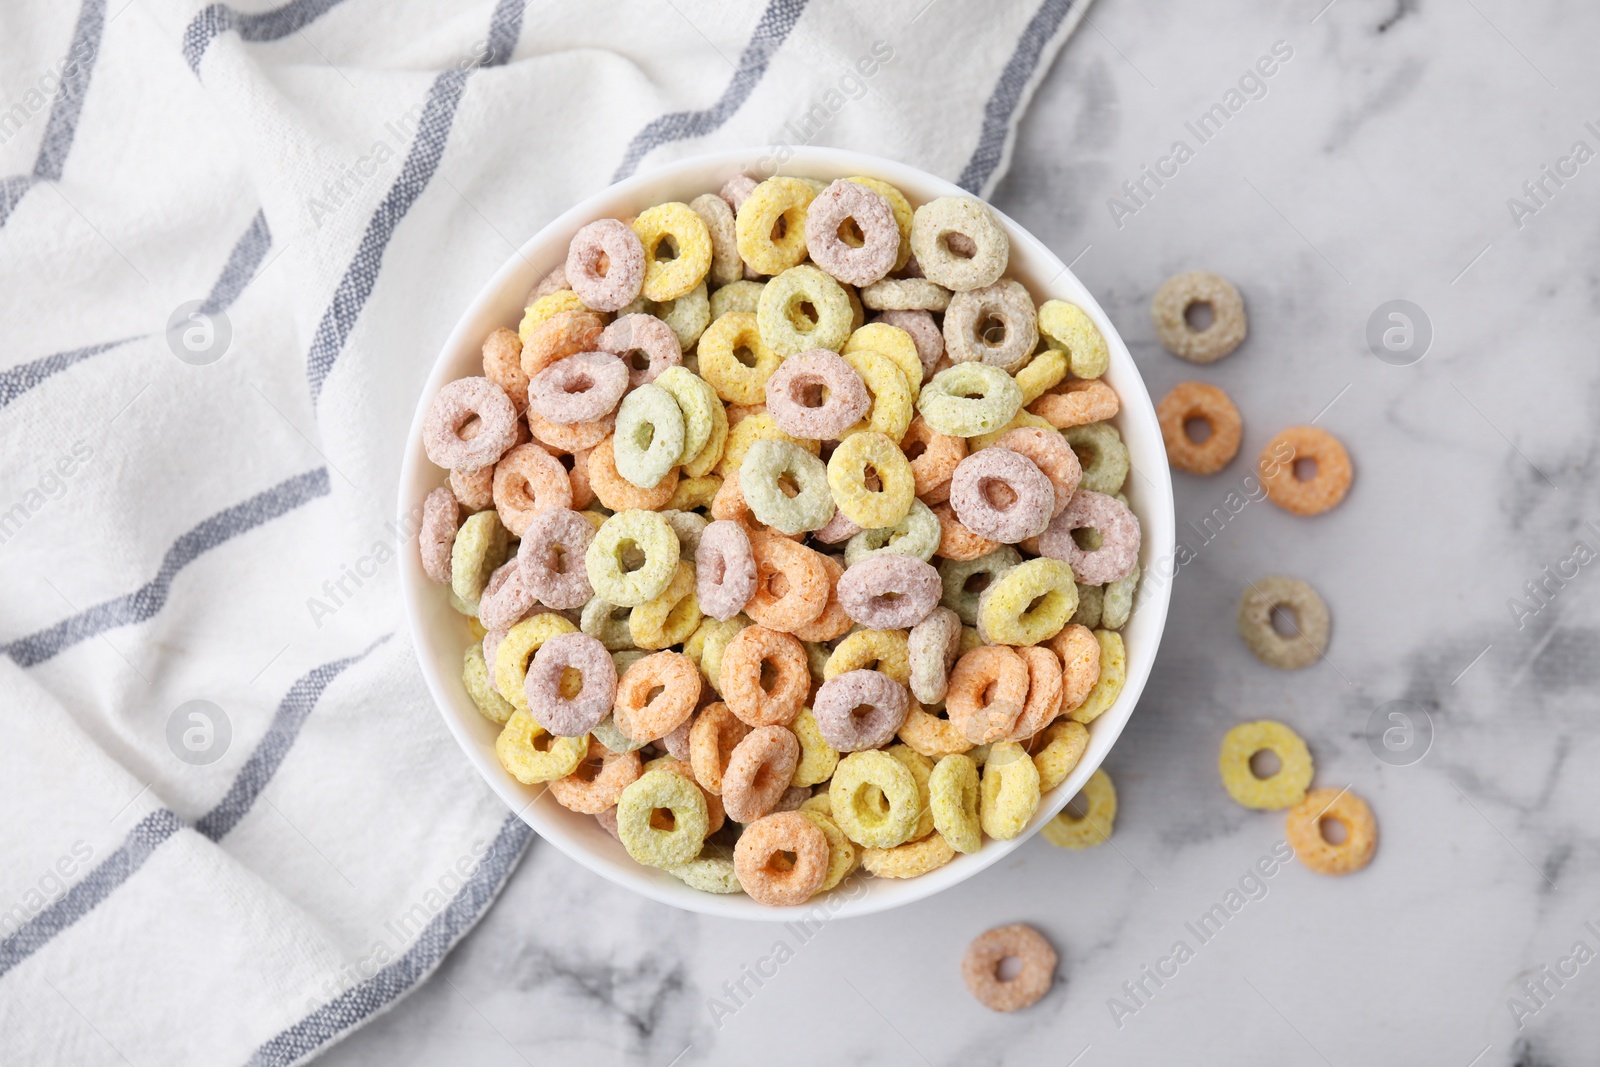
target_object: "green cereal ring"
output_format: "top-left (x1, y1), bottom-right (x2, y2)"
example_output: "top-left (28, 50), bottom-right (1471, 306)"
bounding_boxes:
top-left (614, 384), bottom-right (686, 489)
top-left (757, 264), bottom-right (853, 356)
top-left (910, 196), bottom-right (1008, 292)
top-left (976, 558), bottom-right (1079, 646)
top-left (495, 707), bottom-right (588, 784)
top-left (789, 708), bottom-right (839, 787)
top-left (616, 766), bottom-right (710, 867)
top-left (1069, 630), bottom-right (1126, 725)
top-left (709, 279), bottom-right (764, 319)
top-left (828, 749), bottom-right (920, 849)
top-left (1064, 422), bottom-right (1130, 495)
top-left (463, 643), bottom-right (515, 725)
top-left (1101, 563), bottom-right (1139, 630)
top-left (612, 649), bottom-right (650, 676)
top-left (656, 281), bottom-right (710, 350)
top-left (1037, 300), bottom-right (1110, 379)
top-left (450, 510), bottom-right (509, 612)
top-left (591, 714), bottom-right (649, 754)
top-left (930, 753), bottom-right (981, 853)
top-left (917, 363), bottom-right (1023, 438)
top-left (978, 740), bottom-right (1040, 840)
top-left (1070, 582), bottom-right (1104, 628)
top-left (682, 390), bottom-right (729, 479)
top-left (665, 848), bottom-right (743, 893)
top-left (844, 498), bottom-right (940, 565)
top-left (740, 438), bottom-right (834, 535)
top-left (685, 614), bottom-right (748, 694)
top-left (581, 595), bottom-right (636, 650)
top-left (585, 510), bottom-right (680, 607)
top-left (654, 366), bottom-right (717, 466)
top-left (938, 547), bottom-right (1022, 626)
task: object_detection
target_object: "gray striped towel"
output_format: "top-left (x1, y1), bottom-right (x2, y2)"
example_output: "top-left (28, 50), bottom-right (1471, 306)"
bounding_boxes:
top-left (0, 0), bottom-right (1087, 1062)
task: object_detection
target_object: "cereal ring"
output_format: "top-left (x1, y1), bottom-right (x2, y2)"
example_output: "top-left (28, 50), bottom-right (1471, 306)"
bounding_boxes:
top-left (876, 309), bottom-right (942, 378)
top-left (1068, 583), bottom-right (1103, 629)
top-left (1219, 720), bottom-right (1314, 811)
top-left (424, 377), bottom-right (519, 472)
top-left (526, 351), bottom-right (628, 426)
top-left (665, 849), bottom-right (742, 894)
top-left (938, 546), bottom-right (1021, 625)
top-left (826, 431), bottom-right (915, 529)
top-left (463, 642), bottom-right (515, 725)
top-left (612, 383), bottom-right (686, 490)
top-left (516, 508), bottom-right (596, 610)
top-left (564, 218), bottom-right (645, 312)
top-left (650, 755), bottom-right (727, 834)
top-left (695, 519), bottom-right (757, 621)
top-left (897, 702), bottom-right (973, 759)
top-left (798, 808), bottom-right (857, 890)
top-left (719, 624), bottom-right (808, 727)
top-left (689, 192), bottom-right (742, 287)
top-left (520, 309), bottom-right (606, 379)
top-left (685, 614), bottom-right (747, 693)
top-left (450, 510), bottom-right (510, 612)
top-left (946, 646), bottom-right (1030, 743)
top-left (527, 264), bottom-right (568, 303)
top-left (419, 486), bottom-right (459, 583)
top-left (1037, 300), bottom-right (1110, 378)
top-left (697, 311), bottom-right (783, 405)
top-left (494, 613), bottom-right (579, 710)
top-left (1037, 491), bottom-right (1141, 585)
top-left (839, 347), bottom-right (913, 441)
top-left (764, 350), bottom-right (870, 440)
top-left (615, 651), bottom-right (700, 742)
top-left (757, 264), bottom-right (853, 356)
top-left (786, 552), bottom-right (852, 643)
top-left (813, 669), bottom-right (910, 752)
top-left (688, 701), bottom-right (750, 794)
top-left (1047, 624), bottom-right (1101, 714)
top-left (929, 753), bottom-right (981, 852)
top-left (745, 533), bottom-right (829, 632)
top-left (528, 408), bottom-right (614, 454)
top-left (709, 279), bottom-right (764, 319)
top-left (844, 175), bottom-right (913, 271)
top-left (1258, 426), bottom-right (1352, 516)
top-left (616, 767), bottom-right (710, 868)
top-left (581, 595), bottom-right (635, 651)
top-left (1040, 768), bottom-right (1116, 848)
top-left (1068, 630), bottom-right (1125, 724)
top-left (587, 436), bottom-right (678, 510)
top-left (828, 749), bottom-right (920, 849)
top-left (1029, 379), bottom-right (1119, 430)
top-left (901, 417), bottom-right (966, 503)
top-left (652, 366), bottom-right (716, 466)
top-left (495, 707), bottom-right (587, 784)
top-left (715, 411), bottom-right (819, 481)
top-left (449, 464), bottom-right (495, 511)
top-left (733, 811), bottom-right (829, 906)
top-left (950, 448), bottom-right (1055, 544)
top-left (592, 714), bottom-right (649, 755)
top-left (1063, 422), bottom-right (1129, 495)
top-left (659, 508), bottom-right (708, 553)
top-left (1008, 645), bottom-right (1064, 740)
top-left (804, 179), bottom-right (899, 286)
top-left (481, 327), bottom-right (528, 408)
top-left (1030, 719), bottom-right (1088, 791)
top-left (628, 560), bottom-right (701, 650)
top-left (666, 476), bottom-right (719, 513)
top-left (1286, 788), bottom-right (1377, 875)
top-left (978, 741), bottom-right (1040, 840)
top-left (844, 498), bottom-right (940, 565)
top-left (910, 196), bottom-right (1008, 292)
top-left (860, 277), bottom-right (951, 312)
top-left (1013, 349), bottom-right (1067, 405)
top-left (524, 632), bottom-right (617, 737)
top-left (584, 509), bottom-right (679, 607)
top-left (788, 708), bottom-right (839, 787)
top-left (887, 744), bottom-right (935, 839)
top-left (632, 202), bottom-right (712, 301)
top-left (843, 322), bottom-right (922, 403)
top-left (517, 291), bottom-right (589, 347)
top-left (683, 390), bottom-right (730, 478)
top-left (943, 280), bottom-right (1038, 373)
top-left (492, 444), bottom-right (574, 536)
top-left (740, 439), bottom-right (834, 535)
top-left (837, 555), bottom-right (941, 630)
top-left (1101, 565), bottom-right (1139, 630)
top-left (862, 831), bottom-right (956, 879)
top-left (1157, 381), bottom-right (1241, 475)
top-left (992, 427), bottom-right (1080, 517)
top-left (1238, 576), bottom-right (1329, 669)
top-left (908, 606), bottom-right (962, 704)
top-left (721, 173), bottom-right (758, 212)
top-left (735, 177), bottom-right (815, 275)
top-left (597, 312), bottom-right (682, 389)
top-left (962, 925), bottom-right (1056, 1013)
top-left (477, 559), bottom-right (535, 630)
top-left (1152, 270), bottom-right (1246, 363)
top-left (824, 628), bottom-right (910, 684)
top-left (812, 508), bottom-right (863, 545)
top-left (918, 363), bottom-right (1023, 438)
top-left (721, 725), bottom-right (802, 823)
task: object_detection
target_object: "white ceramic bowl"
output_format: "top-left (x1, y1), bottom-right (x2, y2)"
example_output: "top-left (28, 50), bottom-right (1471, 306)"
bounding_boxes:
top-left (400, 147), bottom-right (1174, 921)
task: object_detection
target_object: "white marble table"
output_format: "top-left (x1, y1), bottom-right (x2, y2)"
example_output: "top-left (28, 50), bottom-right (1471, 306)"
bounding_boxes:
top-left (322, 1), bottom-right (1600, 1063)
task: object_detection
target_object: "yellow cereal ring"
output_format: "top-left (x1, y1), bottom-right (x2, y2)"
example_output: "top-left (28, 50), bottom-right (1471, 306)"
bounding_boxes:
top-left (1038, 300), bottom-right (1110, 379)
top-left (494, 613), bottom-right (579, 711)
top-left (629, 560), bottom-right (702, 650)
top-left (697, 312), bottom-right (784, 405)
top-left (843, 322), bottom-right (922, 402)
top-left (716, 412), bottom-right (819, 479)
top-left (979, 740), bottom-right (1040, 840)
top-left (929, 752), bottom-right (981, 853)
top-left (828, 749), bottom-right (920, 849)
top-left (969, 410), bottom-right (1056, 451)
top-left (757, 264), bottom-right (853, 355)
top-left (845, 175), bottom-right (913, 271)
top-left (1014, 349), bottom-right (1069, 404)
top-left (616, 766), bottom-right (710, 867)
top-left (682, 390), bottom-right (729, 478)
top-left (862, 831), bottom-right (956, 878)
top-left (467, 616), bottom-right (488, 640)
top-left (824, 627), bottom-right (910, 684)
top-left (800, 808), bottom-right (859, 890)
top-left (632, 202), bottom-right (713, 301)
top-left (666, 475), bottom-right (720, 512)
top-left (585, 509), bottom-right (680, 607)
top-left (463, 642), bottom-right (514, 725)
top-left (827, 430), bottom-right (915, 529)
top-left (517, 289), bottom-right (589, 345)
top-left (654, 365), bottom-right (718, 465)
top-left (1040, 768), bottom-right (1117, 849)
top-left (1218, 720), bottom-right (1314, 810)
top-left (495, 707), bottom-right (588, 784)
top-left (799, 791), bottom-right (832, 817)
top-left (887, 743), bottom-right (935, 840)
top-left (976, 558), bottom-right (1078, 646)
top-left (789, 708), bottom-right (840, 787)
top-left (684, 614), bottom-right (748, 694)
top-left (1068, 630), bottom-right (1125, 724)
top-left (735, 177), bottom-right (815, 275)
top-left (839, 347), bottom-right (914, 441)
top-left (1031, 719), bottom-right (1088, 791)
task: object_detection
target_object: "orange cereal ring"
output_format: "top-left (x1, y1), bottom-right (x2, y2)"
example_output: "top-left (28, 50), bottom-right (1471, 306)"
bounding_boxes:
top-left (1157, 381), bottom-right (1242, 475)
top-left (548, 738), bottom-right (642, 814)
top-left (1286, 787), bottom-right (1377, 875)
top-left (519, 309), bottom-right (606, 381)
top-left (1047, 623), bottom-right (1101, 714)
top-left (933, 502), bottom-right (1000, 562)
top-left (744, 533), bottom-right (829, 631)
top-left (1028, 379), bottom-right (1119, 429)
top-left (528, 408), bottom-right (613, 453)
top-left (566, 448), bottom-right (596, 509)
top-left (588, 436), bottom-right (678, 511)
top-left (481, 327), bottom-right (527, 408)
top-left (901, 415), bottom-right (967, 498)
top-left (897, 703), bottom-right (974, 758)
top-left (733, 810), bottom-right (829, 906)
top-left (491, 443), bottom-right (574, 536)
top-left (1009, 645), bottom-right (1063, 740)
top-left (688, 701), bottom-right (750, 794)
top-left (1258, 426), bottom-right (1352, 516)
top-left (614, 651), bottom-right (701, 742)
top-left (719, 624), bottom-right (809, 727)
top-left (788, 552), bottom-right (853, 643)
top-left (720, 725), bottom-right (802, 823)
top-left (992, 426), bottom-right (1081, 516)
top-left (962, 924), bottom-right (1056, 1013)
top-left (945, 645), bottom-right (1029, 744)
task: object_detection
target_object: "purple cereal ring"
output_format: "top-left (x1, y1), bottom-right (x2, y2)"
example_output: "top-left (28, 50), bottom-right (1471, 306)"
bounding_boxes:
top-left (763, 350), bottom-right (871, 440)
top-left (597, 313), bottom-right (683, 388)
top-left (721, 725), bottom-right (803, 823)
top-left (483, 628), bottom-right (505, 666)
top-left (423, 376), bottom-right (518, 472)
top-left (696, 519), bottom-right (758, 621)
top-left (565, 219), bottom-right (645, 312)
top-left (773, 785), bottom-right (811, 812)
top-left (812, 508), bottom-right (862, 545)
top-left (1037, 490), bottom-right (1143, 585)
top-left (478, 559), bottom-right (538, 630)
top-left (721, 174), bottom-right (758, 213)
top-left (908, 605), bottom-right (962, 704)
top-left (527, 351), bottom-right (629, 425)
top-left (419, 486), bottom-right (459, 583)
top-left (662, 711), bottom-right (695, 761)
top-left (813, 669), bottom-right (910, 752)
top-left (949, 447), bottom-right (1055, 544)
top-left (837, 555), bottom-right (942, 630)
top-left (517, 508), bottom-right (597, 609)
top-left (943, 280), bottom-right (1039, 373)
top-left (803, 180), bottom-right (900, 287)
top-left (525, 631), bottom-right (617, 737)
top-left (877, 310), bottom-right (943, 381)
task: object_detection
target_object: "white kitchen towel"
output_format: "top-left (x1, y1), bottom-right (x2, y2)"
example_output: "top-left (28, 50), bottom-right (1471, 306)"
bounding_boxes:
top-left (0, 0), bottom-right (1086, 1062)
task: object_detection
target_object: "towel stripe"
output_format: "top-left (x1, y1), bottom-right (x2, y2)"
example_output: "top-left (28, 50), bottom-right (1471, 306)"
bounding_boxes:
top-left (2, 467), bottom-right (330, 668)
top-left (956, 0), bottom-right (1077, 195)
top-left (182, 0), bottom-right (352, 74)
top-left (611, 0), bottom-right (808, 183)
top-left (481, 0), bottom-right (525, 68)
top-left (0, 336), bottom-right (141, 411)
top-left (245, 813), bottom-right (535, 1067)
top-left (0, 0), bottom-right (108, 228)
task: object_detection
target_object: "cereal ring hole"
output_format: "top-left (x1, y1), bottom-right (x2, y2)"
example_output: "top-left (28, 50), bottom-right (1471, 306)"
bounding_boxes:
top-left (573, 754), bottom-right (606, 783)
top-left (777, 472), bottom-right (802, 498)
top-left (837, 217), bottom-right (866, 247)
top-left (1184, 417), bottom-right (1214, 443)
top-left (560, 667), bottom-right (584, 699)
top-left (1248, 749), bottom-right (1282, 779)
top-left (903, 437), bottom-right (928, 461)
top-left (651, 235), bottom-right (680, 262)
top-left (1062, 790), bottom-right (1091, 820)
top-left (981, 478), bottom-right (1018, 510)
top-left (733, 343), bottom-right (760, 368)
top-left (1293, 457), bottom-right (1319, 482)
top-left (646, 684), bottom-right (668, 704)
top-left (767, 850), bottom-right (797, 872)
top-left (621, 348), bottom-right (653, 373)
top-left (1070, 527), bottom-right (1104, 551)
top-left (942, 231), bottom-right (977, 259)
top-left (1183, 300), bottom-right (1215, 331)
top-left (995, 956), bottom-right (1023, 982)
top-left (1270, 605), bottom-right (1301, 637)
top-left (650, 807), bottom-right (677, 831)
top-left (788, 301), bottom-right (821, 331)
top-left (770, 215), bottom-right (789, 241)
top-left (980, 315), bottom-right (1008, 346)
top-left (758, 660), bottom-right (783, 691)
top-left (619, 540), bottom-right (648, 573)
top-left (1319, 816), bottom-right (1349, 845)
top-left (963, 572), bottom-right (993, 596)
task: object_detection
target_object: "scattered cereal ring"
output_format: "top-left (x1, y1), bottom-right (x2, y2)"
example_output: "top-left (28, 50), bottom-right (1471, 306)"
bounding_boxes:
top-left (1037, 491), bottom-right (1140, 585)
top-left (839, 346), bottom-right (913, 441)
top-left (1069, 583), bottom-right (1103, 629)
top-left (1286, 787), bottom-right (1377, 875)
top-left (1152, 270), bottom-right (1246, 363)
top-left (877, 309), bottom-right (943, 378)
top-left (837, 555), bottom-right (941, 630)
top-left (918, 363), bottom-right (1023, 438)
top-left (580, 595), bottom-right (634, 650)
top-left (716, 411), bottom-right (818, 480)
top-left (908, 606), bottom-right (962, 705)
top-left (565, 218), bottom-right (645, 311)
top-left (950, 448), bottom-right (1055, 545)
top-left (943, 280), bottom-right (1038, 373)
top-left (844, 498), bottom-right (940, 565)
top-left (1029, 379), bottom-right (1120, 430)
top-left (863, 831), bottom-right (956, 878)
top-left (845, 175), bottom-right (914, 270)
top-left (1158, 381), bottom-right (1241, 475)
top-left (993, 426), bottom-right (1080, 516)
top-left (843, 322), bottom-right (922, 403)
top-left (1219, 720), bottom-right (1314, 810)
top-left (938, 547), bottom-right (1021, 625)
top-left (492, 443), bottom-right (574, 536)
top-left (682, 392), bottom-right (730, 478)
top-left (652, 366), bottom-right (717, 466)
top-left (1258, 426), bottom-right (1352, 516)
top-left (615, 650), bottom-right (700, 742)
top-left (524, 631), bottom-right (617, 737)
top-left (695, 519), bottom-right (757, 621)
top-left (1040, 768), bottom-right (1116, 849)
top-left (1063, 422), bottom-right (1129, 495)
top-left (929, 753), bottom-right (981, 853)
top-left (788, 708), bottom-right (839, 787)
top-left (633, 202), bottom-right (712, 301)
top-left (719, 624), bottom-right (808, 727)
top-left (962, 924), bottom-right (1056, 1013)
top-left (828, 749), bottom-right (920, 848)
top-left (592, 714), bottom-right (649, 755)
top-left (1030, 719), bottom-right (1088, 791)
top-left (813, 669), bottom-right (910, 752)
top-left (812, 508), bottom-right (863, 545)
top-left (587, 435), bottom-right (678, 510)
top-left (463, 642), bottom-right (515, 724)
top-left (689, 192), bottom-right (742, 287)
top-left (861, 276), bottom-right (951, 312)
top-left (902, 416), bottom-right (967, 502)
top-left (740, 438), bottom-right (834, 535)
top-left (898, 702), bottom-right (973, 759)
top-left (527, 264), bottom-right (568, 303)
top-left (584, 509), bottom-right (679, 607)
top-left (824, 627), bottom-right (910, 684)
top-left (804, 179), bottom-right (899, 286)
top-left (757, 264), bottom-right (853, 356)
top-left (1238, 575), bottom-right (1329, 669)
top-left (735, 177), bottom-right (815, 275)
top-left (612, 383), bottom-right (686, 490)
top-left (494, 612), bottom-right (579, 710)
top-left (946, 646), bottom-right (1030, 743)
top-left (734, 810), bottom-right (829, 905)
top-left (616, 766), bottom-right (710, 867)
top-left (1013, 348), bottom-right (1068, 405)
top-left (477, 559), bottom-right (536, 631)
top-left (628, 560), bottom-right (701, 650)
top-left (516, 508), bottom-right (596, 610)
top-left (1047, 623), bottom-right (1101, 714)
top-left (520, 308), bottom-right (606, 379)
top-left (451, 510), bottom-right (510, 612)
top-left (979, 740), bottom-right (1040, 840)
top-left (529, 408), bottom-right (614, 454)
top-left (763, 349), bottom-right (870, 440)
top-left (685, 614), bottom-right (747, 693)
top-left (424, 377), bottom-right (519, 472)
top-left (744, 533), bottom-right (829, 632)
top-left (597, 312), bottom-right (683, 390)
top-left (496, 707), bottom-right (588, 784)
top-left (419, 486), bottom-right (459, 583)
top-left (1037, 300), bottom-right (1109, 378)
top-left (827, 430), bottom-right (915, 529)
top-left (910, 196), bottom-right (1008, 291)
top-left (1067, 630), bottom-right (1124, 724)
top-left (689, 701), bottom-right (750, 794)
top-left (721, 173), bottom-right (758, 212)
top-left (709, 279), bottom-right (764, 319)
top-left (721, 725), bottom-right (802, 823)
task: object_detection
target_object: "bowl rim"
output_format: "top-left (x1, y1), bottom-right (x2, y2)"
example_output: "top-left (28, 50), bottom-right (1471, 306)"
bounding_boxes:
top-left (399, 146), bottom-right (1174, 921)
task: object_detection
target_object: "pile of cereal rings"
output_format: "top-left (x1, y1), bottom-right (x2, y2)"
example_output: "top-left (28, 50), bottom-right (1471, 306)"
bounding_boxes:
top-left (417, 172), bottom-right (1146, 906)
